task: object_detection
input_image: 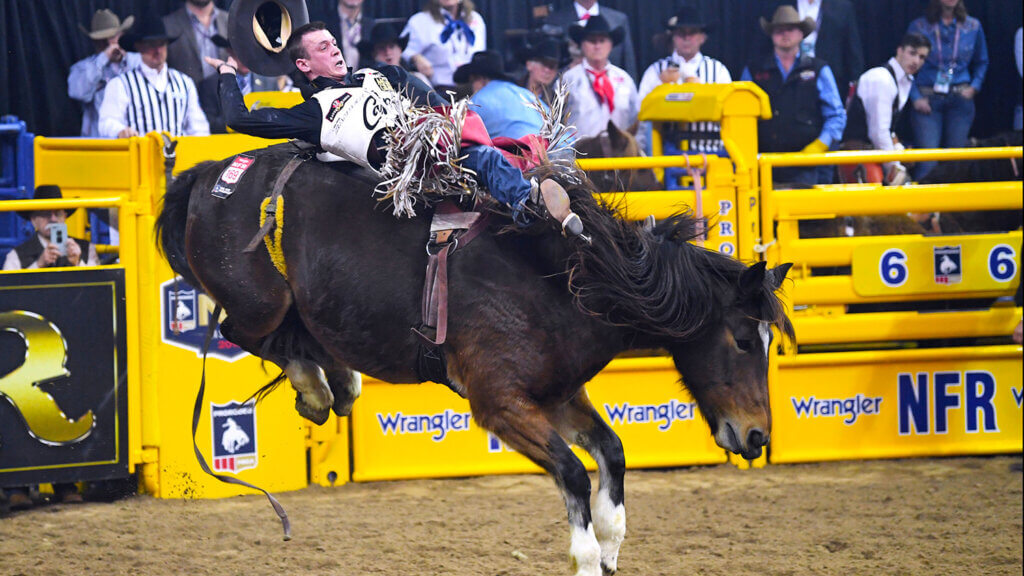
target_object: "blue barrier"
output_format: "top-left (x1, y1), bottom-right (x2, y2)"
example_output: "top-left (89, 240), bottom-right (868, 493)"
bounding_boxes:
top-left (0, 116), bottom-right (34, 262)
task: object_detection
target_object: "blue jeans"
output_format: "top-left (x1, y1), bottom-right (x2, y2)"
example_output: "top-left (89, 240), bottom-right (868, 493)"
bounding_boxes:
top-left (910, 92), bottom-right (975, 180)
top-left (462, 145), bottom-right (533, 224)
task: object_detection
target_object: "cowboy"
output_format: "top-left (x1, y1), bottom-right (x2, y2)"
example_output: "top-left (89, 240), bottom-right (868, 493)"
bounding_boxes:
top-left (638, 7), bottom-right (732, 155)
top-left (207, 13), bottom-right (583, 236)
top-left (740, 6), bottom-right (846, 185)
top-left (561, 15), bottom-right (639, 143)
top-left (454, 50), bottom-right (546, 140)
top-left (68, 9), bottom-right (142, 138)
top-left (545, 0), bottom-right (637, 80)
top-left (517, 38), bottom-right (564, 107)
top-left (840, 33), bottom-right (932, 186)
top-left (98, 15), bottom-right (210, 138)
top-left (2, 186), bottom-right (99, 270)
top-left (356, 22), bottom-right (429, 86)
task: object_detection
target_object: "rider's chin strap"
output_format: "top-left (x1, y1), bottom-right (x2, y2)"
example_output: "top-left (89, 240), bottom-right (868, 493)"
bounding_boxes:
top-left (191, 303), bottom-right (293, 541)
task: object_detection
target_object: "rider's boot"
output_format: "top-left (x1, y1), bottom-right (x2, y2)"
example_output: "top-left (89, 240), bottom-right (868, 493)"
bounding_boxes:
top-left (535, 178), bottom-right (584, 237)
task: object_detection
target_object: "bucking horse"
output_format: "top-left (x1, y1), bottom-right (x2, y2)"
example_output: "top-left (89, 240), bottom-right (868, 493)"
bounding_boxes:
top-left (155, 142), bottom-right (793, 576)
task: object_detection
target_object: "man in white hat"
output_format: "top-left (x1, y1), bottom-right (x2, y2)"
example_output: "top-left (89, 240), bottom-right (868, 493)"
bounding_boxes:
top-left (67, 9), bottom-right (142, 137)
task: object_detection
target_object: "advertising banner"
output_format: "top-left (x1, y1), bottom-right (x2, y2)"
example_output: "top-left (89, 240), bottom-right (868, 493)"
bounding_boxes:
top-left (0, 269), bottom-right (129, 486)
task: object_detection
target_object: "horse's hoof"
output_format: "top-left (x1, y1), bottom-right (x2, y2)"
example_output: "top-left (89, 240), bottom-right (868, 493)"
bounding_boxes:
top-left (332, 395), bottom-right (356, 418)
top-left (296, 398), bottom-right (330, 425)
top-left (601, 562), bottom-right (617, 575)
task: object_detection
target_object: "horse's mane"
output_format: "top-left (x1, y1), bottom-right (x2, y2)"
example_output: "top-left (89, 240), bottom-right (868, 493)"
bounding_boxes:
top-left (559, 178), bottom-right (793, 341)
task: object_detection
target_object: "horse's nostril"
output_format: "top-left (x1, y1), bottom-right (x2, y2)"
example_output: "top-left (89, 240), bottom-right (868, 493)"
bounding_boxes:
top-left (747, 428), bottom-right (767, 448)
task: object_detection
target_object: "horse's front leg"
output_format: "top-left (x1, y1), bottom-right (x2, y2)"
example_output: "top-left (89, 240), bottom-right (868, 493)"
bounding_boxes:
top-left (549, 392), bottom-right (627, 575)
top-left (474, 394), bottom-right (602, 576)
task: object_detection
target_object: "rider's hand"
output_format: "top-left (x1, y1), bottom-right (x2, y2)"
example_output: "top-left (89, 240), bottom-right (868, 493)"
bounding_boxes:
top-left (912, 98), bottom-right (932, 115)
top-left (65, 238), bottom-right (82, 266)
top-left (37, 244), bottom-right (60, 267)
top-left (205, 56), bottom-right (239, 75)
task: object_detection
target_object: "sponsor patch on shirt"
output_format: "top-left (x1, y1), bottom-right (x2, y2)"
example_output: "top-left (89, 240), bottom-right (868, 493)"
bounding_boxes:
top-left (799, 69), bottom-right (817, 81)
top-left (373, 75), bottom-right (393, 92)
top-left (212, 154), bottom-right (256, 199)
top-left (326, 93), bottom-right (353, 122)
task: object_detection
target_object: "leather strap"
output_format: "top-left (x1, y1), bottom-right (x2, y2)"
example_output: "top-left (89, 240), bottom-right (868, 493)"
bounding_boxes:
top-left (244, 155), bottom-right (304, 253)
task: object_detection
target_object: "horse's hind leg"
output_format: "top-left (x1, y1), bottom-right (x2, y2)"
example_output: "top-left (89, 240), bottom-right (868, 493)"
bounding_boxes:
top-left (547, 392), bottom-right (626, 575)
top-left (323, 363), bottom-right (361, 417)
top-left (472, 393), bottom-right (602, 576)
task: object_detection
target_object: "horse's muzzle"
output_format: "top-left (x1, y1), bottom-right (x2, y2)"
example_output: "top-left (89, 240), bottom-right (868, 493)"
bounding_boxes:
top-left (718, 422), bottom-right (770, 460)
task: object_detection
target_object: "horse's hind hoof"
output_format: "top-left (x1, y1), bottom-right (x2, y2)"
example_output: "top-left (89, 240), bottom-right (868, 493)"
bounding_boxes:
top-left (296, 398), bottom-right (330, 425)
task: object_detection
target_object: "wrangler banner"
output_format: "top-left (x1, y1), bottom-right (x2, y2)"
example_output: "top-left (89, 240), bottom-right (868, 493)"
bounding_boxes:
top-left (0, 268), bottom-right (129, 486)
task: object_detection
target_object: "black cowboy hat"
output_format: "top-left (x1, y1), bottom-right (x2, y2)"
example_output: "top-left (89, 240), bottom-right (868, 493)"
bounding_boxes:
top-left (666, 6), bottom-right (714, 33)
top-left (453, 50), bottom-right (512, 84)
top-left (18, 185), bottom-right (76, 220)
top-left (117, 14), bottom-right (177, 52)
top-left (228, 0), bottom-right (309, 76)
top-left (568, 14), bottom-right (625, 46)
top-left (356, 23), bottom-right (410, 58)
top-left (518, 38), bottom-right (564, 67)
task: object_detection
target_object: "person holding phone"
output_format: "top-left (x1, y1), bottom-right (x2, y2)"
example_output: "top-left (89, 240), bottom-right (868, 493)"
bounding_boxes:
top-left (2, 186), bottom-right (99, 270)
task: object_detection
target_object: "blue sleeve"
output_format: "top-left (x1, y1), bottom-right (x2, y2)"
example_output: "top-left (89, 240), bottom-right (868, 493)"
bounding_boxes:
top-left (969, 25), bottom-right (989, 91)
top-left (816, 65), bottom-right (846, 147)
top-left (740, 67), bottom-right (752, 81)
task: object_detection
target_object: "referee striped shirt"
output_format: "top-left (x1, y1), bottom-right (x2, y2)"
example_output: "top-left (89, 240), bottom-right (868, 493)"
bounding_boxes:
top-left (639, 52), bottom-right (732, 153)
top-left (98, 64), bottom-right (209, 138)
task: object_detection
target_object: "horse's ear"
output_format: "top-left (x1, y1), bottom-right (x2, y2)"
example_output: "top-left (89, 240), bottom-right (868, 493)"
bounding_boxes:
top-left (606, 119), bottom-right (628, 151)
top-left (768, 263), bottom-right (793, 290)
top-left (738, 261), bottom-right (768, 299)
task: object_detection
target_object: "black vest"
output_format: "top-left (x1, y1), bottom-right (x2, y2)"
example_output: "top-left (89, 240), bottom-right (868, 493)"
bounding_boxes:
top-left (12, 234), bottom-right (91, 269)
top-left (748, 54), bottom-right (826, 153)
top-left (842, 63), bottom-right (900, 145)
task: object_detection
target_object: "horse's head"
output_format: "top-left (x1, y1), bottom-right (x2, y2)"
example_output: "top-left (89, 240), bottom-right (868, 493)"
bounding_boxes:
top-left (576, 120), bottom-right (660, 193)
top-left (667, 261), bottom-right (793, 460)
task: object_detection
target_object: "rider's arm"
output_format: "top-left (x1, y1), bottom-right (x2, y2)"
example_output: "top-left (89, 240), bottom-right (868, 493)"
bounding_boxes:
top-left (218, 71), bottom-right (323, 144)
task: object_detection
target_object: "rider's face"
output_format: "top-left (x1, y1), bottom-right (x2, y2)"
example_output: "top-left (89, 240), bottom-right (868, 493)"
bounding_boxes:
top-left (296, 29), bottom-right (347, 80)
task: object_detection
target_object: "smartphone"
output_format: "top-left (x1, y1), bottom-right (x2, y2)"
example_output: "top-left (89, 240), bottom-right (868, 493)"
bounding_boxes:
top-left (50, 223), bottom-right (67, 256)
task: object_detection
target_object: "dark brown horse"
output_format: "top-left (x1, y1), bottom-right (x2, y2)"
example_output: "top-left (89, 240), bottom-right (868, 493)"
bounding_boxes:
top-left (576, 120), bottom-right (660, 193)
top-left (156, 143), bottom-right (792, 576)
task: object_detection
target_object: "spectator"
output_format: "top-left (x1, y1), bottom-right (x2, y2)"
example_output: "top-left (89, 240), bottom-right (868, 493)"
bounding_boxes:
top-left (546, 1), bottom-right (637, 81)
top-left (562, 15), bottom-right (639, 143)
top-left (314, 0), bottom-right (373, 71)
top-left (1013, 26), bottom-right (1021, 131)
top-left (163, 0), bottom-right (230, 86)
top-left (741, 6), bottom-right (846, 186)
top-left (2, 186), bottom-right (98, 270)
top-left (402, 0), bottom-right (486, 90)
top-left (454, 50), bottom-right (545, 140)
top-left (98, 16), bottom-right (210, 139)
top-left (199, 35), bottom-right (281, 134)
top-left (517, 38), bottom-right (564, 107)
top-left (67, 9), bottom-right (142, 138)
top-left (638, 7), bottom-right (731, 154)
top-left (907, 0), bottom-right (989, 180)
top-left (841, 33), bottom-right (931, 186)
top-left (790, 0), bottom-right (864, 99)
top-left (357, 23), bottom-right (430, 86)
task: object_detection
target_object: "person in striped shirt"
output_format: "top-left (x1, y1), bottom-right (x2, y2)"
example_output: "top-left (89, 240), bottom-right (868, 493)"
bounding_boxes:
top-left (638, 7), bottom-right (731, 155)
top-left (98, 16), bottom-right (209, 138)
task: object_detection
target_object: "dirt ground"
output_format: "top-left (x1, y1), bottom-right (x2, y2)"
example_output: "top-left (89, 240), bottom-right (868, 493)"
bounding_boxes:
top-left (1, 455), bottom-right (1021, 576)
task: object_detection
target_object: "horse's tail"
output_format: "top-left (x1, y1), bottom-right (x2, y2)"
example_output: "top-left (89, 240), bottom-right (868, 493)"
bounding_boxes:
top-left (155, 162), bottom-right (211, 288)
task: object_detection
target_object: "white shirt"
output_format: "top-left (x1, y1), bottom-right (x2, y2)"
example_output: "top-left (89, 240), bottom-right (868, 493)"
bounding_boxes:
top-left (856, 57), bottom-right (913, 167)
top-left (563, 60), bottom-right (639, 140)
top-left (402, 10), bottom-right (486, 86)
top-left (98, 63), bottom-right (209, 138)
top-left (797, 0), bottom-right (822, 54)
top-left (2, 233), bottom-right (99, 270)
top-left (574, 1), bottom-right (600, 20)
top-left (638, 52), bottom-right (732, 100)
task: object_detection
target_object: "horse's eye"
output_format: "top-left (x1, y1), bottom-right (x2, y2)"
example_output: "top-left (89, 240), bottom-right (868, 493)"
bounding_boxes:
top-left (735, 339), bottom-right (754, 353)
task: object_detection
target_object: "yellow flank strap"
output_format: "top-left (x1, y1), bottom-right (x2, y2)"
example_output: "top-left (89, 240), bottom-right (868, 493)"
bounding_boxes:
top-left (259, 195), bottom-right (287, 279)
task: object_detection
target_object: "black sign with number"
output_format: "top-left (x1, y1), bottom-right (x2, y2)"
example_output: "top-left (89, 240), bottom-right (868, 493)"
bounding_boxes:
top-left (0, 268), bottom-right (129, 486)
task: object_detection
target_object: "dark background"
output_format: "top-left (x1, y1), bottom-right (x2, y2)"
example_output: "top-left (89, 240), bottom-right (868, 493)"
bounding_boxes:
top-left (1, 0), bottom-right (1021, 139)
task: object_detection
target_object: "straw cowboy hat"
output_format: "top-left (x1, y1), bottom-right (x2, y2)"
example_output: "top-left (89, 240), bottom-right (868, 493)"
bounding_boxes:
top-left (760, 6), bottom-right (816, 37)
top-left (17, 185), bottom-right (76, 220)
top-left (666, 6), bottom-right (714, 33)
top-left (568, 14), bottom-right (625, 46)
top-left (228, 0), bottom-right (309, 76)
top-left (453, 50), bottom-right (513, 84)
top-left (79, 9), bottom-right (134, 40)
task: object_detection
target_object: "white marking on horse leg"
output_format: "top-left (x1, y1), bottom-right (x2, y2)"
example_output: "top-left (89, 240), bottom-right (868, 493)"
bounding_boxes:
top-left (345, 370), bottom-right (362, 400)
top-left (569, 523), bottom-right (602, 576)
top-left (592, 487), bottom-right (626, 574)
top-left (284, 359), bottom-right (334, 412)
top-left (758, 321), bottom-right (772, 359)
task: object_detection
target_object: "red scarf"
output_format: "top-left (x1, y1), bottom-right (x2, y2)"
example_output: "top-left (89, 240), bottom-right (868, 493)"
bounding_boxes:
top-left (587, 68), bottom-right (615, 112)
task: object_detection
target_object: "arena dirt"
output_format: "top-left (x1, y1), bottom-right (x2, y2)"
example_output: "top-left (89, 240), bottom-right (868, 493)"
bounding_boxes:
top-left (1, 455), bottom-right (1021, 576)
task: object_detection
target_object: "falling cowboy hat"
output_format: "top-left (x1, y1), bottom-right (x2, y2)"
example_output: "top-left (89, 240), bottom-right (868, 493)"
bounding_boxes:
top-left (760, 5), bottom-right (816, 37)
top-left (568, 14), bottom-right (625, 46)
top-left (666, 6), bottom-right (714, 33)
top-left (117, 14), bottom-right (178, 51)
top-left (17, 185), bottom-right (76, 220)
top-left (228, 0), bottom-right (309, 76)
top-left (357, 23), bottom-right (410, 59)
top-left (79, 8), bottom-right (135, 40)
top-left (453, 50), bottom-right (513, 84)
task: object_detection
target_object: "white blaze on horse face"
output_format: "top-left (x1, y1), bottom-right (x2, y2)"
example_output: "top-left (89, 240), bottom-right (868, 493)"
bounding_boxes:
top-left (758, 321), bottom-right (772, 360)
top-left (569, 523), bottom-right (602, 576)
top-left (592, 487), bottom-right (626, 574)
